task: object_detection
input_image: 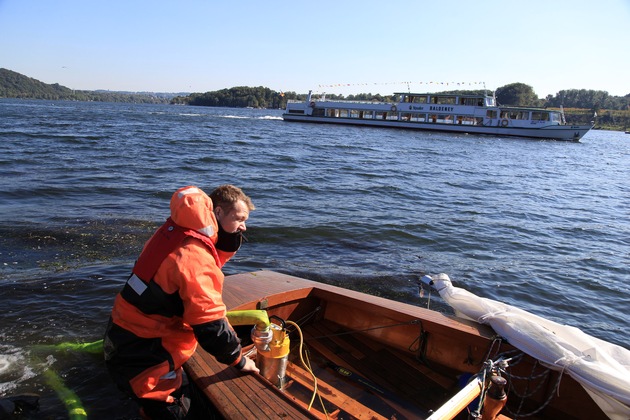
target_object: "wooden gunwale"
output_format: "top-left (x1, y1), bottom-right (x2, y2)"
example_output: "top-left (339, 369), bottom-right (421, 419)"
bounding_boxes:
top-left (184, 270), bottom-right (608, 419)
top-left (185, 271), bottom-right (496, 418)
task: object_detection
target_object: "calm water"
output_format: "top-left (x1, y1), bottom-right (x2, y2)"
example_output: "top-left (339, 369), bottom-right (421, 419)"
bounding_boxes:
top-left (1, 99), bottom-right (628, 418)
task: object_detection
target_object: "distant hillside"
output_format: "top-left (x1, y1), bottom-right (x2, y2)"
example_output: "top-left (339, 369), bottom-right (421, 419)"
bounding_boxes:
top-left (2, 68), bottom-right (628, 130)
top-left (0, 69), bottom-right (177, 103)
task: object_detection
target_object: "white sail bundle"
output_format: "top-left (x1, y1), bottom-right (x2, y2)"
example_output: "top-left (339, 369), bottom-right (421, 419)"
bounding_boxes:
top-left (426, 274), bottom-right (630, 420)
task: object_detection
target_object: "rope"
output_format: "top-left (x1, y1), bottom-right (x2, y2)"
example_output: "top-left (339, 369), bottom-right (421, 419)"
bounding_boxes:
top-left (482, 336), bottom-right (504, 363)
top-left (289, 305), bottom-right (570, 419)
top-left (469, 363), bottom-right (490, 419)
top-left (408, 321), bottom-right (430, 366)
top-left (301, 319), bottom-right (422, 340)
top-left (499, 359), bottom-right (563, 418)
top-left (287, 312), bottom-right (432, 373)
top-left (295, 318), bottom-right (430, 368)
top-left (286, 320), bottom-right (328, 418)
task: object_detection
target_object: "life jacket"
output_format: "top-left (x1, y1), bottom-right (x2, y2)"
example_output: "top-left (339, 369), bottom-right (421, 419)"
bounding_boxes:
top-left (106, 186), bottom-right (232, 402)
top-left (119, 217), bottom-right (221, 318)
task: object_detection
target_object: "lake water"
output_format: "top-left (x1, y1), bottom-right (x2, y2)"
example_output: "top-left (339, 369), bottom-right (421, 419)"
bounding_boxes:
top-left (0, 99), bottom-right (628, 418)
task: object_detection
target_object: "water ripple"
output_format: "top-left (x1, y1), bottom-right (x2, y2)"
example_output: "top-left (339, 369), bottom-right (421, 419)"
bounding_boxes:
top-left (0, 99), bottom-right (628, 416)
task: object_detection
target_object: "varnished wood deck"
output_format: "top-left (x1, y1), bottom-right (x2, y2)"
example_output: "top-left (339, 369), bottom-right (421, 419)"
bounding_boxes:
top-left (184, 270), bottom-right (607, 420)
top-left (186, 347), bottom-right (318, 418)
top-left (184, 271), bottom-right (494, 419)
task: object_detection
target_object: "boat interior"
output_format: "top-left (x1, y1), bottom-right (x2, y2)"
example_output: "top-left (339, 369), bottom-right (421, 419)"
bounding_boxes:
top-left (184, 271), bottom-right (607, 419)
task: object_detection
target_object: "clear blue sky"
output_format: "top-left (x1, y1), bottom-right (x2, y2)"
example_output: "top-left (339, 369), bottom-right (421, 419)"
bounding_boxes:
top-left (1, 0), bottom-right (628, 97)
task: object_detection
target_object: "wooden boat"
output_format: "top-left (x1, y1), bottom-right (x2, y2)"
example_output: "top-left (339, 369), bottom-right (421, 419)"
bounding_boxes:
top-left (282, 91), bottom-right (593, 141)
top-left (184, 271), bottom-right (625, 419)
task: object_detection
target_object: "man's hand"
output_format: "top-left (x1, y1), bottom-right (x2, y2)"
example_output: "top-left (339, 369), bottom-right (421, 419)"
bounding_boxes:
top-left (239, 356), bottom-right (259, 374)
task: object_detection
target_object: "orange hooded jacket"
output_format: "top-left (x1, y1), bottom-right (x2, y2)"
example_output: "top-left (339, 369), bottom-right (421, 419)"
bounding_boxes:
top-left (105, 186), bottom-right (243, 402)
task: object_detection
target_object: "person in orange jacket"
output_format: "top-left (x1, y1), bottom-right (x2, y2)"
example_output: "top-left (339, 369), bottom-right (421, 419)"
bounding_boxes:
top-left (104, 185), bottom-right (258, 419)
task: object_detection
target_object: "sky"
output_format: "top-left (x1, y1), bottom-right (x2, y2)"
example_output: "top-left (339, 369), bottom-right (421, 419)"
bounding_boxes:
top-left (1, 0), bottom-right (629, 98)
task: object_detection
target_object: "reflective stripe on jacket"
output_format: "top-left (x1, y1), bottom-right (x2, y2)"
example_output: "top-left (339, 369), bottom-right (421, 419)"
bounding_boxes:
top-left (105, 216), bottom-right (241, 402)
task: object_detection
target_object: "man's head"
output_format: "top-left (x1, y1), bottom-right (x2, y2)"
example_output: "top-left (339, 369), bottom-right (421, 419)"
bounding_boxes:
top-left (210, 185), bottom-right (255, 234)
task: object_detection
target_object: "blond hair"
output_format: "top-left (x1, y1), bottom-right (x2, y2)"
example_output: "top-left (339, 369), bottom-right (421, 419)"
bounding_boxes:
top-left (209, 184), bottom-right (255, 212)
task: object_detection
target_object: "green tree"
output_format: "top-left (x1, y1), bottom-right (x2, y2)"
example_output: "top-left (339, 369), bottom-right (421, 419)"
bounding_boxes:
top-left (495, 83), bottom-right (539, 106)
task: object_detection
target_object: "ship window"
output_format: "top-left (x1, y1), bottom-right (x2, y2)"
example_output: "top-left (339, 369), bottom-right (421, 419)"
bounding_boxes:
top-left (410, 113), bottom-right (426, 122)
top-left (430, 114), bottom-right (453, 123)
top-left (312, 108), bottom-right (325, 117)
top-left (350, 110), bottom-right (359, 118)
top-left (531, 111), bottom-right (549, 121)
top-left (288, 109), bottom-right (305, 114)
top-left (411, 96), bottom-right (427, 104)
top-left (434, 96), bottom-right (456, 105)
top-left (362, 110), bottom-right (374, 119)
top-left (386, 112), bottom-right (398, 121)
top-left (460, 98), bottom-right (479, 106)
top-left (401, 112), bottom-right (412, 121)
top-left (327, 109), bottom-right (339, 117)
top-left (487, 110), bottom-right (498, 119)
top-left (456, 116), bottom-right (476, 125)
top-left (509, 111), bottom-right (529, 120)
top-left (339, 109), bottom-right (349, 118)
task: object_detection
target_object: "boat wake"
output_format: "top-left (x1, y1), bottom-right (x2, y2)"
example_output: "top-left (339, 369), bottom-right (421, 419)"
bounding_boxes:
top-left (221, 115), bottom-right (282, 120)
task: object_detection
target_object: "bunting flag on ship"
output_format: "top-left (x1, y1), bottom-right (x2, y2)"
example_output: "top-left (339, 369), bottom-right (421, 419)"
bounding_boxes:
top-left (317, 81), bottom-right (486, 89)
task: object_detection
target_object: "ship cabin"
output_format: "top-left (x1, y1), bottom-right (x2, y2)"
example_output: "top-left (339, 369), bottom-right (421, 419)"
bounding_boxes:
top-left (287, 91), bottom-right (566, 128)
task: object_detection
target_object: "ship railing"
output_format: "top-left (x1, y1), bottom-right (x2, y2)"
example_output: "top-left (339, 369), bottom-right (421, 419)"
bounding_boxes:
top-left (287, 99), bottom-right (393, 105)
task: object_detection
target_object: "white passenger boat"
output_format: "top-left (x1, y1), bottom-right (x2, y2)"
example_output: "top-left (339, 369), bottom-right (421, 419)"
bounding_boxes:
top-left (283, 91), bottom-right (593, 141)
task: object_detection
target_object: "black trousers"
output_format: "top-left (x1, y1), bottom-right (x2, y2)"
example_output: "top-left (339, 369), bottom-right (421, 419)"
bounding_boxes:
top-left (137, 393), bottom-right (190, 420)
top-left (135, 382), bottom-right (217, 420)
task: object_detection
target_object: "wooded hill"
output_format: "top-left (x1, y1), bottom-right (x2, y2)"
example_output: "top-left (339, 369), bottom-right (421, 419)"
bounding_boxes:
top-left (0, 68), bottom-right (176, 103)
top-left (2, 68), bottom-right (628, 130)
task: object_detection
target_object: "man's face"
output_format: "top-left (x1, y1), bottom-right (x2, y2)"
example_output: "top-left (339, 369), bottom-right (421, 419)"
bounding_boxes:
top-left (217, 200), bottom-right (249, 233)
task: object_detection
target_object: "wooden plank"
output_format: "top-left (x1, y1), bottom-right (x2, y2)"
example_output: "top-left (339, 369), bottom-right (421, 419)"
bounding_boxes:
top-left (186, 355), bottom-right (245, 418)
top-left (301, 333), bottom-right (423, 418)
top-left (306, 322), bottom-right (367, 361)
top-left (381, 347), bottom-right (456, 390)
top-left (302, 320), bottom-right (456, 416)
top-left (223, 271), bottom-right (493, 340)
top-left (185, 348), bottom-right (316, 419)
top-left (308, 319), bottom-right (456, 394)
top-left (286, 362), bottom-right (388, 420)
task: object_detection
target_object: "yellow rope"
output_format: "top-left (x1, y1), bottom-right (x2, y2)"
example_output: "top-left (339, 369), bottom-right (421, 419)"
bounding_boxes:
top-left (286, 320), bottom-right (328, 418)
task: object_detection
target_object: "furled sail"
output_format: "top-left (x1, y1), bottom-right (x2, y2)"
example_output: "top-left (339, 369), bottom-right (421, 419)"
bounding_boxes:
top-left (424, 274), bottom-right (630, 420)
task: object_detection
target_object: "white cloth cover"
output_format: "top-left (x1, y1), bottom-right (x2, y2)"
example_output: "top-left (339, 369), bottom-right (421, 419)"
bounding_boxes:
top-left (430, 274), bottom-right (630, 420)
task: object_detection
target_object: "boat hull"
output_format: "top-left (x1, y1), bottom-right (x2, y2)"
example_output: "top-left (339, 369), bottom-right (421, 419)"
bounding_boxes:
top-left (282, 113), bottom-right (591, 142)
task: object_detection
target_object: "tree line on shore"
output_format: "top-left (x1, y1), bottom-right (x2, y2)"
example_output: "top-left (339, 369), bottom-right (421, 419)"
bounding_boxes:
top-left (2, 68), bottom-right (628, 129)
top-left (173, 83), bottom-right (629, 112)
top-left (0, 68), bottom-right (177, 103)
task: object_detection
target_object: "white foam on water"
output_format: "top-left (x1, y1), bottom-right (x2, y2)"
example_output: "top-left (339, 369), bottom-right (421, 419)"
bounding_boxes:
top-left (0, 344), bottom-right (36, 394)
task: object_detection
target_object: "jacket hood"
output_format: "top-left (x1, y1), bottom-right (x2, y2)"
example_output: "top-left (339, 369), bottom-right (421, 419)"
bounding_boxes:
top-left (170, 186), bottom-right (218, 240)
